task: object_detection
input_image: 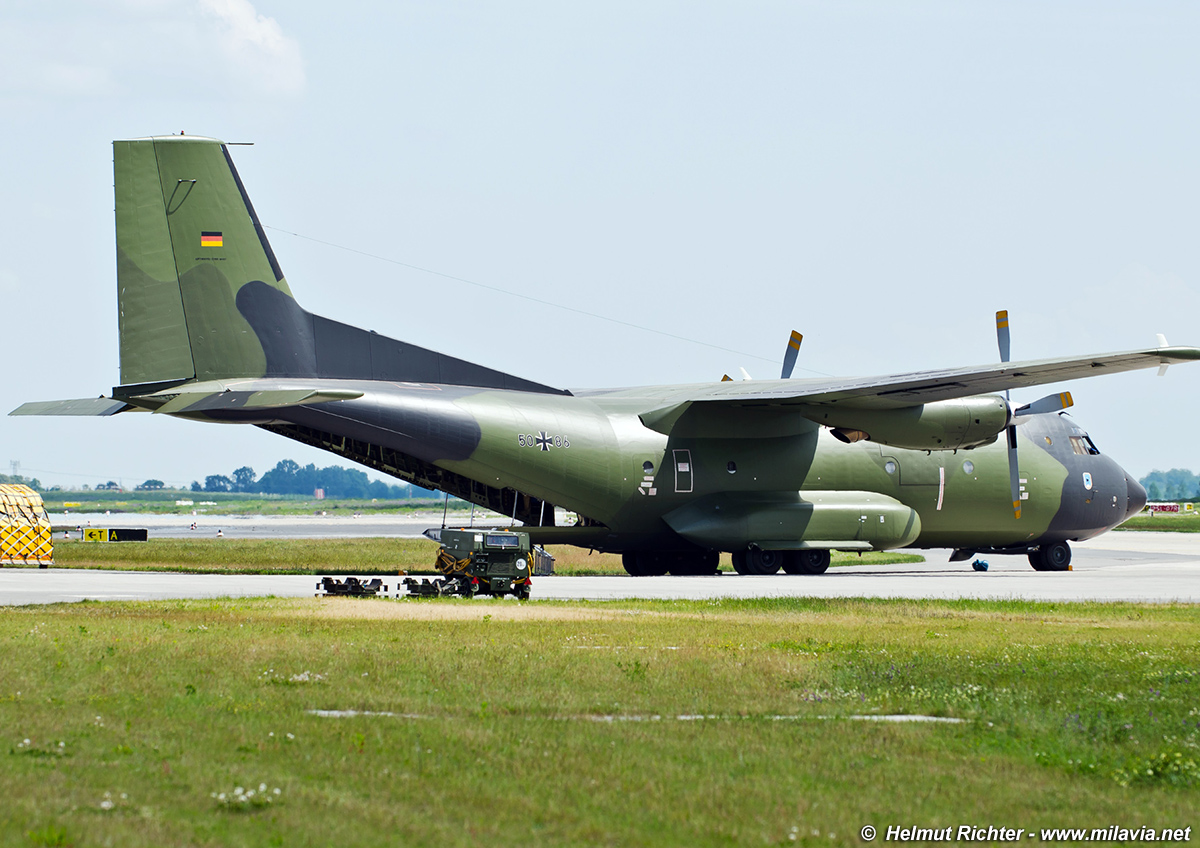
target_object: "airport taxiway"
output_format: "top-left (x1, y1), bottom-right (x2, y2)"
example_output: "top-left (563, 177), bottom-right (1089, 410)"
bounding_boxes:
top-left (51, 510), bottom-right (452, 539)
top-left (2, 529), bottom-right (1198, 606)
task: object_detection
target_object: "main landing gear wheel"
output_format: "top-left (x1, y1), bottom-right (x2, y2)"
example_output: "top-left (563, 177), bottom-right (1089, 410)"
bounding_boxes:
top-left (667, 551), bottom-right (720, 576)
top-left (783, 550), bottom-right (831, 575)
top-left (732, 549), bottom-right (785, 575)
top-left (622, 551), bottom-right (668, 577)
top-left (1028, 541), bottom-right (1072, 572)
top-left (622, 551), bottom-right (719, 576)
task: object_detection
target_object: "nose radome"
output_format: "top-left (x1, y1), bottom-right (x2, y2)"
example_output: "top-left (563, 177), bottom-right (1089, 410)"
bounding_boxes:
top-left (1124, 476), bottom-right (1147, 521)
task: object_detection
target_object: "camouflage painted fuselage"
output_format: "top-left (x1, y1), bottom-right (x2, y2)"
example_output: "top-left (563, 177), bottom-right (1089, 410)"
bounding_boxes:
top-left (168, 376), bottom-right (1144, 554)
top-left (13, 134), bottom-right (1177, 564)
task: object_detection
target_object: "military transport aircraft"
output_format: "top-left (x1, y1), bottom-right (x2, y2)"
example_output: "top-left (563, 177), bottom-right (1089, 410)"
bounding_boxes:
top-left (12, 135), bottom-right (1200, 576)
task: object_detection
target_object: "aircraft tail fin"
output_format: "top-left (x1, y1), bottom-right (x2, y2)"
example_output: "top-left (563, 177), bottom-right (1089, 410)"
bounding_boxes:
top-left (113, 136), bottom-right (565, 396)
top-left (115, 135), bottom-right (290, 387)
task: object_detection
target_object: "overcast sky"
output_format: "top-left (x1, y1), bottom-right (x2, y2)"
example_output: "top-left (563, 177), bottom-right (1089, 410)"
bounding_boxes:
top-left (2, 0), bottom-right (1198, 489)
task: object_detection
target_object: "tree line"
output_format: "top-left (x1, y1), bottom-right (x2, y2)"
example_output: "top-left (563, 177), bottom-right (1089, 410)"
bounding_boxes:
top-left (182, 459), bottom-right (437, 499)
top-left (0, 462), bottom-right (435, 499)
top-left (0, 472), bottom-right (43, 490)
top-left (1139, 469), bottom-right (1200, 502)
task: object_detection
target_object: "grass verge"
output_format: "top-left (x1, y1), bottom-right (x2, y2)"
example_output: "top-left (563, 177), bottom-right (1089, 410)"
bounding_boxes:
top-left (1117, 514), bottom-right (1200, 532)
top-left (0, 597), bottom-right (1196, 846)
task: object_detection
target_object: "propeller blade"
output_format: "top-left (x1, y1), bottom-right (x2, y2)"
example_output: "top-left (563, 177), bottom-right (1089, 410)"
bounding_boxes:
top-left (721, 374), bottom-right (732, 382)
top-left (996, 310), bottom-right (1011, 364)
top-left (739, 367), bottom-right (753, 381)
top-left (1014, 391), bottom-right (1074, 417)
top-left (1006, 425), bottom-right (1022, 519)
top-left (780, 330), bottom-right (803, 379)
top-left (997, 310), bottom-right (1020, 518)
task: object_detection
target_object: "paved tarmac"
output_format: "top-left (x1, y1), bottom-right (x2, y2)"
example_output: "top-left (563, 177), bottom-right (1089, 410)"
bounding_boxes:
top-left (3, 529), bottom-right (1198, 606)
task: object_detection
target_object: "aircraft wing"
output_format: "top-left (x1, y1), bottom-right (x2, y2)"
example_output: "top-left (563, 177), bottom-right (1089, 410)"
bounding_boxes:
top-left (693, 345), bottom-right (1200, 408)
top-left (637, 345), bottom-right (1200, 432)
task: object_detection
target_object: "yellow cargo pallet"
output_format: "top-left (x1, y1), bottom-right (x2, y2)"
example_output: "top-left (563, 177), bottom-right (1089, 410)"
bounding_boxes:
top-left (0, 484), bottom-right (53, 566)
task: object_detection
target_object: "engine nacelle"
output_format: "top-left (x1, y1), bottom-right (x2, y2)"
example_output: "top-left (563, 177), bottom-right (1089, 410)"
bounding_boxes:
top-left (798, 395), bottom-right (1010, 451)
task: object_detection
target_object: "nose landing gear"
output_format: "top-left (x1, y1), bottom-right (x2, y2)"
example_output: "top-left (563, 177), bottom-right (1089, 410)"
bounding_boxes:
top-left (1029, 541), bottom-right (1072, 571)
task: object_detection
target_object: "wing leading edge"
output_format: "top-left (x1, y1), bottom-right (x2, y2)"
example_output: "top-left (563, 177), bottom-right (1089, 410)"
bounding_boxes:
top-left (634, 345), bottom-right (1200, 434)
top-left (683, 345), bottom-right (1200, 408)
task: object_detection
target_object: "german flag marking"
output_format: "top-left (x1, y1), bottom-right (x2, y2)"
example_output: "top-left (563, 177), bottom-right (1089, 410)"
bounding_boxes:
top-left (200, 231), bottom-right (223, 248)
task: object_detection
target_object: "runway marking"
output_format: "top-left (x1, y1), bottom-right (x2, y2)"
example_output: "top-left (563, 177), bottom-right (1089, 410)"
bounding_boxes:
top-left (307, 709), bottom-right (423, 719)
top-left (304, 710), bottom-right (965, 724)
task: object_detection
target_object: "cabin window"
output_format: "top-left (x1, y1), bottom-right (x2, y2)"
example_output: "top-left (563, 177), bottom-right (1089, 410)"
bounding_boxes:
top-left (726, 461), bottom-right (737, 474)
top-left (1070, 435), bottom-right (1100, 456)
top-left (643, 461), bottom-right (654, 475)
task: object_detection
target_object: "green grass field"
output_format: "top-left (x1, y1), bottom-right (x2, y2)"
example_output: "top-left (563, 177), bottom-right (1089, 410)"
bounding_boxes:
top-left (1117, 513), bottom-right (1200, 532)
top-left (1, 597), bottom-right (1196, 846)
top-left (46, 538), bottom-right (924, 576)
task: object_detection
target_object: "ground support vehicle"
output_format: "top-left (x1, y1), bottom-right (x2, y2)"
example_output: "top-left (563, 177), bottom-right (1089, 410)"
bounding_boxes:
top-left (404, 529), bottom-right (538, 599)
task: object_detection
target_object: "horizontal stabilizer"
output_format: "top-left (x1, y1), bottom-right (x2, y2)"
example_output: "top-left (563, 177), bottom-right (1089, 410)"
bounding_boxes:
top-left (9, 397), bottom-right (132, 417)
top-left (151, 388), bottom-right (364, 415)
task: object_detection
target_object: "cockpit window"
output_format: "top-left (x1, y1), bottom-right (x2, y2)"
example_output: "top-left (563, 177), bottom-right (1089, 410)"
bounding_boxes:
top-left (1069, 435), bottom-right (1100, 456)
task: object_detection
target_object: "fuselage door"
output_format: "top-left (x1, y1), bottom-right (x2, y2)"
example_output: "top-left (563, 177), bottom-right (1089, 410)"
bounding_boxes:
top-left (885, 452), bottom-right (944, 511)
top-left (673, 449), bottom-right (694, 493)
